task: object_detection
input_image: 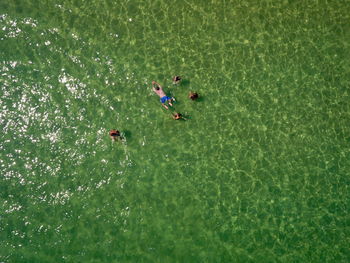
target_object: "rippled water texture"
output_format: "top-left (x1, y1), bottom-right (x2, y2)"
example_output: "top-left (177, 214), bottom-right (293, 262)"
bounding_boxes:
top-left (1, 0), bottom-right (349, 262)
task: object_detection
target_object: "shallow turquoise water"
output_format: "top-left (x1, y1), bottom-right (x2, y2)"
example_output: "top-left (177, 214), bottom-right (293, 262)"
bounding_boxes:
top-left (1, 0), bottom-right (349, 262)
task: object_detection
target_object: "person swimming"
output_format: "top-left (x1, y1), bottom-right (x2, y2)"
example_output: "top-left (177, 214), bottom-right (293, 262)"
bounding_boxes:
top-left (109, 129), bottom-right (121, 141)
top-left (152, 81), bottom-right (174, 110)
top-left (172, 76), bottom-right (181, 85)
top-left (172, 112), bottom-right (188, 120)
top-left (189, 92), bottom-right (199, 100)
top-left (172, 113), bottom-right (182, 120)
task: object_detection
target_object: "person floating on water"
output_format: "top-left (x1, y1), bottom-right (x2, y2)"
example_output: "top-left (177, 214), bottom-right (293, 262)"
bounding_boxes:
top-left (189, 92), bottom-right (199, 100)
top-left (109, 129), bottom-right (121, 141)
top-left (152, 81), bottom-right (174, 110)
top-left (172, 76), bottom-right (181, 85)
top-left (172, 112), bottom-right (187, 120)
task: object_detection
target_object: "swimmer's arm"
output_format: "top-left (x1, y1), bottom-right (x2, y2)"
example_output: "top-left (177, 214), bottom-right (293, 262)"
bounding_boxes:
top-left (152, 82), bottom-right (157, 92)
top-left (152, 81), bottom-right (162, 89)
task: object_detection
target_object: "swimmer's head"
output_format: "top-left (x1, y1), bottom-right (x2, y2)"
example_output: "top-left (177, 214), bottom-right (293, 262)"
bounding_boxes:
top-left (189, 92), bottom-right (198, 100)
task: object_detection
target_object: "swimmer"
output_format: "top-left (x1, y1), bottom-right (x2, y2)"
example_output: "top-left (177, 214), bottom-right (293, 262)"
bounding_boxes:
top-left (172, 112), bottom-right (187, 120)
top-left (172, 76), bottom-right (181, 85)
top-left (109, 129), bottom-right (121, 141)
top-left (189, 92), bottom-right (199, 100)
top-left (152, 81), bottom-right (174, 110)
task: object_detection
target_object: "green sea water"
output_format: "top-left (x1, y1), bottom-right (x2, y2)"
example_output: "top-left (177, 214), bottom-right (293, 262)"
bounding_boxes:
top-left (1, 0), bottom-right (349, 262)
